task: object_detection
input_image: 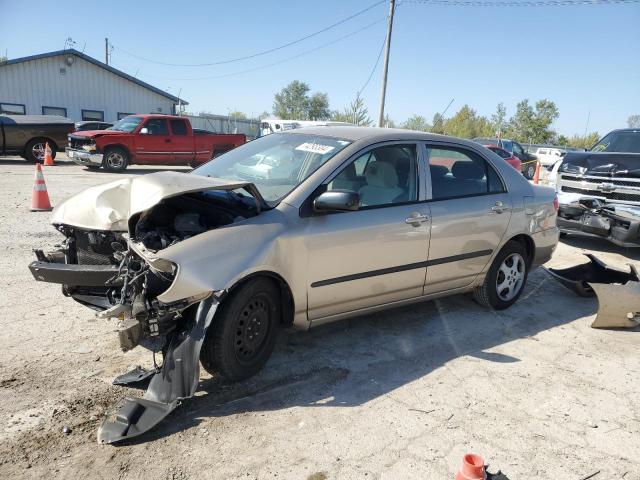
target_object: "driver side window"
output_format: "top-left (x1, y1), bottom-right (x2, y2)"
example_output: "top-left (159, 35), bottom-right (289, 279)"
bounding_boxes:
top-left (327, 145), bottom-right (418, 208)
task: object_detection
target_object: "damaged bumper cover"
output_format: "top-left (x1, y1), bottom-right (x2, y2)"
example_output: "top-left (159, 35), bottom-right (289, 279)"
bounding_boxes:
top-left (545, 254), bottom-right (640, 329)
top-left (557, 192), bottom-right (640, 247)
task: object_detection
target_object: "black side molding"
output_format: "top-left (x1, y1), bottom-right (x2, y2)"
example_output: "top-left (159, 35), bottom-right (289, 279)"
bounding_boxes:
top-left (311, 249), bottom-right (493, 288)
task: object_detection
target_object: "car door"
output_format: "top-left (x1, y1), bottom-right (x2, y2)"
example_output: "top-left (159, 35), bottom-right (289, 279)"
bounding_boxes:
top-left (168, 118), bottom-right (193, 163)
top-left (305, 143), bottom-right (431, 321)
top-left (135, 118), bottom-right (172, 163)
top-left (423, 144), bottom-right (512, 294)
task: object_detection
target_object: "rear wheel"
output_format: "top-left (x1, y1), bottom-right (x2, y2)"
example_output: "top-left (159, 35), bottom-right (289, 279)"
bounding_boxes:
top-left (102, 147), bottom-right (129, 172)
top-left (200, 278), bottom-right (281, 382)
top-left (473, 240), bottom-right (528, 310)
top-left (25, 138), bottom-right (55, 163)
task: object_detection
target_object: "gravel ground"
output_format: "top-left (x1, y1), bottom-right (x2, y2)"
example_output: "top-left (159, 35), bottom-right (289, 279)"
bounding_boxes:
top-left (0, 156), bottom-right (638, 480)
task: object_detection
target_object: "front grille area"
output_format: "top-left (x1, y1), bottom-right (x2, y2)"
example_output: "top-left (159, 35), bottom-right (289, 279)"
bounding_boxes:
top-left (68, 136), bottom-right (93, 150)
top-left (558, 173), bottom-right (640, 205)
top-left (73, 230), bottom-right (118, 265)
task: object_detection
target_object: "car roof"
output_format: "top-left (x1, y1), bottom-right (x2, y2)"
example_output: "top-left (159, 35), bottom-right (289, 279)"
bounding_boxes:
top-left (286, 126), bottom-right (481, 148)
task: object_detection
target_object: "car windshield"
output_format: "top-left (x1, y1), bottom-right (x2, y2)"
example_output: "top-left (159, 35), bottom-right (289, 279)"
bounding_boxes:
top-left (193, 133), bottom-right (351, 206)
top-left (591, 131), bottom-right (640, 153)
top-left (109, 116), bottom-right (143, 132)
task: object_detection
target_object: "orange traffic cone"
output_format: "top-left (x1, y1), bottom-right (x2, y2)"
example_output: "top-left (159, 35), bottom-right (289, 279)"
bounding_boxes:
top-left (43, 142), bottom-right (54, 166)
top-left (455, 453), bottom-right (486, 480)
top-left (30, 163), bottom-right (53, 212)
top-left (533, 160), bottom-right (541, 185)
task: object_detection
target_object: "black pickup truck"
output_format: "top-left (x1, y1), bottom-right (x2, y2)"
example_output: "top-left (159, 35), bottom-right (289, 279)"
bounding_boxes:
top-left (555, 128), bottom-right (640, 247)
top-left (0, 114), bottom-right (74, 162)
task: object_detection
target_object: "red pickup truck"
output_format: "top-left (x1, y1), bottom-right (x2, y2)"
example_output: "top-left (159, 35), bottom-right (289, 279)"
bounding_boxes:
top-left (66, 114), bottom-right (246, 172)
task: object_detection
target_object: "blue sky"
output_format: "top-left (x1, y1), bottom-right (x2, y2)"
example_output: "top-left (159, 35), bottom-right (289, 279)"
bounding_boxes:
top-left (1, 0), bottom-right (639, 136)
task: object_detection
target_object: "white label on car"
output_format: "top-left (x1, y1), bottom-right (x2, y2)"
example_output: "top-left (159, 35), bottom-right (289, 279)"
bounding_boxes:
top-left (295, 143), bottom-right (335, 155)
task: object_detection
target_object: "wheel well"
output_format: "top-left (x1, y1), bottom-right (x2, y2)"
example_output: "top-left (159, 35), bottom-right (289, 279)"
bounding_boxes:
top-left (103, 144), bottom-right (130, 159)
top-left (224, 272), bottom-right (295, 327)
top-left (508, 234), bottom-right (535, 266)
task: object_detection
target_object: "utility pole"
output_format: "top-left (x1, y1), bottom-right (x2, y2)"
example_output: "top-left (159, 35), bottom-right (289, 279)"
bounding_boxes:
top-left (377, 0), bottom-right (396, 127)
top-left (105, 38), bottom-right (109, 65)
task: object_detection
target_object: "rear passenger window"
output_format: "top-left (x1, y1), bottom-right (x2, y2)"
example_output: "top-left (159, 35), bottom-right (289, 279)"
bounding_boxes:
top-left (170, 119), bottom-right (188, 135)
top-left (427, 147), bottom-right (505, 200)
top-left (144, 119), bottom-right (169, 135)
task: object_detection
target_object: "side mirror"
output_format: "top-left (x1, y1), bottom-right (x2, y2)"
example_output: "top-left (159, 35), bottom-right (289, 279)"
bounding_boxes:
top-left (313, 190), bottom-right (360, 212)
top-left (139, 127), bottom-right (149, 135)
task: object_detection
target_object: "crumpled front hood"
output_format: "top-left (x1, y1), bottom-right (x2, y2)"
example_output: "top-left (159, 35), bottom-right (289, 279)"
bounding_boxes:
top-left (560, 151), bottom-right (640, 177)
top-left (51, 171), bottom-right (263, 231)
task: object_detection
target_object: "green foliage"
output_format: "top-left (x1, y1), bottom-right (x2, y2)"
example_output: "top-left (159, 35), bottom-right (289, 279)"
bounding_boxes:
top-left (628, 115), bottom-right (640, 128)
top-left (401, 114), bottom-right (430, 132)
top-left (442, 105), bottom-right (493, 139)
top-left (431, 113), bottom-right (445, 134)
top-left (272, 81), bottom-right (330, 120)
top-left (491, 102), bottom-right (507, 134)
top-left (555, 134), bottom-right (570, 146)
top-left (382, 114), bottom-right (396, 128)
top-left (331, 94), bottom-right (372, 126)
top-left (506, 99), bottom-right (559, 144)
top-left (567, 132), bottom-right (600, 150)
top-left (228, 111), bottom-right (248, 120)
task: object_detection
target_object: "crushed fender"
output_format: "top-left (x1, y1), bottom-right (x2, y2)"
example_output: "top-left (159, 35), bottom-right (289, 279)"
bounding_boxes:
top-left (544, 254), bottom-right (640, 329)
top-left (97, 296), bottom-right (218, 444)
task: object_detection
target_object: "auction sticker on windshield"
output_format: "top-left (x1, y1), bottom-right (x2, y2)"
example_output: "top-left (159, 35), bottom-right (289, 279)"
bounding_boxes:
top-left (295, 142), bottom-right (335, 155)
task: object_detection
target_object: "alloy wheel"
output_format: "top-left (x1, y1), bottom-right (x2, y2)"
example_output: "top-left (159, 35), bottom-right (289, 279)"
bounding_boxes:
top-left (496, 253), bottom-right (525, 301)
top-left (32, 142), bottom-right (45, 161)
top-left (106, 152), bottom-right (124, 169)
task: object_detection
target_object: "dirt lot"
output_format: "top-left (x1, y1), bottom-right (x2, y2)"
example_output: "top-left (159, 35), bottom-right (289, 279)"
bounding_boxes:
top-left (0, 156), bottom-right (639, 480)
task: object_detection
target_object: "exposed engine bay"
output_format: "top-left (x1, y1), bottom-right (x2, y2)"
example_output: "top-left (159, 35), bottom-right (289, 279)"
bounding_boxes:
top-left (28, 187), bottom-right (261, 443)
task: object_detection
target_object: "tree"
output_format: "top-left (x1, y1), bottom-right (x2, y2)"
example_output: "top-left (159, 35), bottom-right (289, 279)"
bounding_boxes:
top-left (442, 105), bottom-right (492, 139)
top-left (272, 80), bottom-right (329, 120)
top-left (308, 92), bottom-right (330, 121)
top-left (567, 132), bottom-right (600, 150)
top-left (431, 113), bottom-right (445, 134)
top-left (401, 114), bottom-right (430, 132)
top-left (228, 111), bottom-right (247, 120)
top-left (331, 94), bottom-right (372, 126)
top-left (628, 115), bottom-right (640, 128)
top-left (555, 134), bottom-right (570, 146)
top-left (507, 99), bottom-right (558, 143)
top-left (0, 55), bottom-right (7, 63)
top-left (491, 103), bottom-right (507, 135)
top-left (383, 114), bottom-right (396, 128)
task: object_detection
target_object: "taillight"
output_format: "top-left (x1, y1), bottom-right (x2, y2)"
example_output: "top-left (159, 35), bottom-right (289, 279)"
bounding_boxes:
top-left (553, 195), bottom-right (559, 211)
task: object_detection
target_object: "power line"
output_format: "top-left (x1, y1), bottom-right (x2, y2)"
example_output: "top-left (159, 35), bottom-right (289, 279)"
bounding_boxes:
top-left (357, 36), bottom-right (386, 97)
top-left (112, 0), bottom-right (386, 67)
top-left (113, 18), bottom-right (387, 82)
top-left (400, 0), bottom-right (638, 6)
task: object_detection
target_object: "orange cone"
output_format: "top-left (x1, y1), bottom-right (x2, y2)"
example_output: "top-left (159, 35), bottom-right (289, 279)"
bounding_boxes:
top-left (30, 163), bottom-right (53, 212)
top-left (455, 453), bottom-right (486, 480)
top-left (533, 160), bottom-right (541, 185)
top-left (43, 142), bottom-right (54, 166)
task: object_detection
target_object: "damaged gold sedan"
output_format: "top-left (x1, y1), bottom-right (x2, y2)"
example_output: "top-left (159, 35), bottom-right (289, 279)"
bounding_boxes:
top-left (28, 127), bottom-right (559, 443)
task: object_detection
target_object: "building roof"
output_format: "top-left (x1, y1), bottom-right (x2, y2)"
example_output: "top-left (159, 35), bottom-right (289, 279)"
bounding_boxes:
top-left (1, 49), bottom-right (188, 105)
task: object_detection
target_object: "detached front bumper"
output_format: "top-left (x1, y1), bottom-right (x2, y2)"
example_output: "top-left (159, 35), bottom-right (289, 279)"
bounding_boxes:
top-left (557, 192), bottom-right (640, 247)
top-left (66, 147), bottom-right (103, 167)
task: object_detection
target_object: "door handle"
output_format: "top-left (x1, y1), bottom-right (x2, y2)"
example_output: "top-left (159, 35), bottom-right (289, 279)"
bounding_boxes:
top-left (405, 213), bottom-right (429, 226)
top-left (491, 201), bottom-right (509, 214)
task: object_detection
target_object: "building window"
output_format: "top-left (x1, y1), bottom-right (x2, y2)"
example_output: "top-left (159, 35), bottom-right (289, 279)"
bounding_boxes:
top-left (42, 106), bottom-right (67, 117)
top-left (82, 109), bottom-right (104, 121)
top-left (117, 112), bottom-right (134, 120)
top-left (0, 102), bottom-right (26, 115)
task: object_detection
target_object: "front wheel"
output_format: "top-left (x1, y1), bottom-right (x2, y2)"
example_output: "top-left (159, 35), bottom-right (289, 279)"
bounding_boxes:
top-left (102, 147), bottom-right (129, 172)
top-left (200, 278), bottom-right (281, 382)
top-left (473, 240), bottom-right (528, 310)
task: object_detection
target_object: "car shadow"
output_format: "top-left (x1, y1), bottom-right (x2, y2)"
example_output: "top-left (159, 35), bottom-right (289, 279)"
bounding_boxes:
top-left (116, 269), bottom-right (596, 445)
top-left (560, 234), bottom-right (640, 261)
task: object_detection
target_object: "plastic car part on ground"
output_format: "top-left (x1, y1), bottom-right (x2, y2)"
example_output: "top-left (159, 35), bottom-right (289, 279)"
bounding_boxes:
top-left (97, 296), bottom-right (218, 444)
top-left (544, 254), bottom-right (640, 329)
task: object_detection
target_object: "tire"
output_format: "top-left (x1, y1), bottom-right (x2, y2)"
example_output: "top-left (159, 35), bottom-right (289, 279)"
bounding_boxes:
top-left (523, 163), bottom-right (536, 180)
top-left (473, 240), bottom-right (528, 310)
top-left (25, 138), bottom-right (55, 163)
top-left (102, 147), bottom-right (129, 172)
top-left (200, 277), bottom-right (281, 382)
top-left (559, 232), bottom-right (568, 239)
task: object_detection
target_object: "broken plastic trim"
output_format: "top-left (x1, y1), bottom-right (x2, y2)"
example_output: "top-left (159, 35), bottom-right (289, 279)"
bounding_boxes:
top-left (544, 253), bottom-right (639, 297)
top-left (97, 296), bottom-right (218, 444)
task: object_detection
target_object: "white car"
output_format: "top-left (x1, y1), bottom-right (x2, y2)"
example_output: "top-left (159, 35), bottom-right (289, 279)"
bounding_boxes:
top-left (535, 147), bottom-right (565, 167)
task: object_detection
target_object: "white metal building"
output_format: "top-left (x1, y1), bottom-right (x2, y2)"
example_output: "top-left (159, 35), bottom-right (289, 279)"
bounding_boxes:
top-left (0, 49), bottom-right (187, 122)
